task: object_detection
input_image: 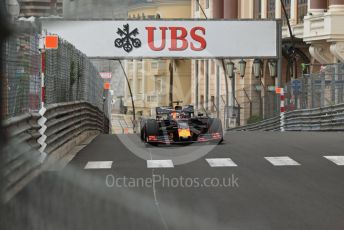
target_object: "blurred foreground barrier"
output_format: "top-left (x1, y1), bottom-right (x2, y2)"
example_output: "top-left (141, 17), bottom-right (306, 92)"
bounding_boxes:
top-left (228, 103), bottom-right (344, 132)
top-left (2, 101), bottom-right (109, 203)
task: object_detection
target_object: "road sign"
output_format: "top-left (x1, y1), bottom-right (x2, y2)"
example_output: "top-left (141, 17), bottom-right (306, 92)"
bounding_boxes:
top-left (40, 20), bottom-right (278, 58)
top-left (292, 79), bottom-right (301, 94)
top-left (44, 35), bottom-right (58, 49)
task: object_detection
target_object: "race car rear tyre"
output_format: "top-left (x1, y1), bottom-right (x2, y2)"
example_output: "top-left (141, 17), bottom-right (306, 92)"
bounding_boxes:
top-left (208, 118), bottom-right (224, 143)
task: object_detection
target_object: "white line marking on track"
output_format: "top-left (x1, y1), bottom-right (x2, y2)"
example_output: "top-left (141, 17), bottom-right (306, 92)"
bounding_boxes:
top-left (324, 156), bottom-right (344, 166)
top-left (84, 161), bottom-right (113, 169)
top-left (264, 156), bottom-right (300, 166)
top-left (206, 158), bottom-right (238, 167)
top-left (147, 160), bottom-right (174, 168)
top-left (149, 151), bottom-right (170, 230)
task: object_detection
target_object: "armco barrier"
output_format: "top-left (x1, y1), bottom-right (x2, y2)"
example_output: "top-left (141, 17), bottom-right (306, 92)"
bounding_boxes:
top-left (284, 103), bottom-right (344, 131)
top-left (228, 116), bottom-right (281, 131)
top-left (228, 103), bottom-right (344, 132)
top-left (2, 101), bottom-right (109, 203)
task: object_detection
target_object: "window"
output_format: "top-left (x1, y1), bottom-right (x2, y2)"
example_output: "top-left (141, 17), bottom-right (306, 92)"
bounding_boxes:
top-left (254, 0), bottom-right (262, 19)
top-left (211, 61), bottom-right (215, 75)
top-left (155, 78), bottom-right (162, 93)
top-left (282, 0), bottom-right (291, 26)
top-left (205, 0), bottom-right (209, 9)
top-left (211, 96), bottom-right (215, 112)
top-left (195, 0), bottom-right (199, 12)
top-left (200, 95), bottom-right (204, 107)
top-left (127, 61), bottom-right (133, 74)
top-left (137, 62), bottom-right (142, 74)
top-left (267, 0), bottom-right (275, 19)
top-left (137, 79), bottom-right (143, 94)
top-left (151, 61), bottom-right (158, 69)
top-left (297, 0), bottom-right (308, 24)
top-left (129, 79), bottom-right (133, 96)
top-left (200, 60), bottom-right (204, 75)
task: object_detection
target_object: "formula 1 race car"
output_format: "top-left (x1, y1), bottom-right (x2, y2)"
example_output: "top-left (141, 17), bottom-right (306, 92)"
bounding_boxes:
top-left (140, 105), bottom-right (223, 145)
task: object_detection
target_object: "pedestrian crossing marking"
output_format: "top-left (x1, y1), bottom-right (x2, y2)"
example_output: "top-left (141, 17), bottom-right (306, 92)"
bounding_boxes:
top-left (84, 161), bottom-right (113, 169)
top-left (206, 158), bottom-right (238, 167)
top-left (324, 156), bottom-right (344, 166)
top-left (264, 156), bottom-right (300, 166)
top-left (147, 160), bottom-right (174, 168)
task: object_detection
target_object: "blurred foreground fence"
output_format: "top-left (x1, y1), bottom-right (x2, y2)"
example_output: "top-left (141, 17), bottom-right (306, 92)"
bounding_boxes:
top-left (2, 20), bottom-right (108, 119)
top-left (2, 20), bottom-right (111, 203)
top-left (44, 38), bottom-right (106, 112)
top-left (3, 21), bottom-right (41, 118)
top-left (2, 101), bottom-right (109, 203)
top-left (230, 103), bottom-right (344, 132)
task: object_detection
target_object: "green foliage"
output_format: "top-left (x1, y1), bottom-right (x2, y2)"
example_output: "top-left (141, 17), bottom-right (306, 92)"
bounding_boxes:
top-left (247, 115), bottom-right (263, 124)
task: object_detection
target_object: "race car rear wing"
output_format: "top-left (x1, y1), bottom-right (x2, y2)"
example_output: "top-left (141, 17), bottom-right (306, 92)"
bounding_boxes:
top-left (156, 105), bottom-right (194, 116)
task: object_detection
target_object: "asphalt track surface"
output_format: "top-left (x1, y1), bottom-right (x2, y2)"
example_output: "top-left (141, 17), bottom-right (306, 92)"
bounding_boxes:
top-left (2, 131), bottom-right (344, 230)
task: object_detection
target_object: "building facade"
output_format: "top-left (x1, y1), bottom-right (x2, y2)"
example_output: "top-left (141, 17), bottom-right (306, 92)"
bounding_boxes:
top-left (63, 0), bottom-right (128, 19)
top-left (124, 0), bottom-right (192, 117)
top-left (18, 0), bottom-right (62, 17)
top-left (191, 0), bottom-right (344, 127)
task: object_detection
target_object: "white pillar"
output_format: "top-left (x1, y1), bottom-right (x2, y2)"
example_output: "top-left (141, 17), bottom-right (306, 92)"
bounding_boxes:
top-left (261, 0), bottom-right (268, 18)
top-left (133, 60), bottom-right (137, 100)
top-left (275, 0), bottom-right (282, 18)
top-left (290, 0), bottom-right (297, 25)
top-left (142, 60), bottom-right (146, 102)
top-left (124, 61), bottom-right (128, 99)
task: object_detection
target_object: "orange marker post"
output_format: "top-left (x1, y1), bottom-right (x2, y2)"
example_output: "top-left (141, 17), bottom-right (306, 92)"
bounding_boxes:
top-left (45, 35), bottom-right (59, 49)
top-left (104, 82), bottom-right (111, 90)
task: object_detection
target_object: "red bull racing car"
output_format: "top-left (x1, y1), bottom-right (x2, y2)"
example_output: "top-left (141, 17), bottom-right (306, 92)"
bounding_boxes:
top-left (140, 105), bottom-right (223, 145)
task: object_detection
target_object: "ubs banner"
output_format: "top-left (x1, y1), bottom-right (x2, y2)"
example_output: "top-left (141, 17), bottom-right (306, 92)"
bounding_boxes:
top-left (41, 20), bottom-right (278, 59)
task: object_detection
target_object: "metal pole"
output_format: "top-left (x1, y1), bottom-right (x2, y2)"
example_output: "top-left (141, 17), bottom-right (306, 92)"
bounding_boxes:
top-left (277, 20), bottom-right (282, 115)
top-left (216, 64), bottom-right (220, 118)
top-left (169, 60), bottom-right (173, 107)
top-left (222, 60), bottom-right (229, 128)
top-left (243, 88), bottom-right (252, 118)
top-left (195, 60), bottom-right (199, 111)
top-left (196, 0), bottom-right (229, 128)
top-left (280, 88), bottom-right (285, 132)
top-left (118, 60), bottom-right (136, 133)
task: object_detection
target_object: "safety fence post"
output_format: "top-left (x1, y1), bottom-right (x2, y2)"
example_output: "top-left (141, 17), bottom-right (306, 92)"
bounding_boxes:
top-left (280, 88), bottom-right (285, 132)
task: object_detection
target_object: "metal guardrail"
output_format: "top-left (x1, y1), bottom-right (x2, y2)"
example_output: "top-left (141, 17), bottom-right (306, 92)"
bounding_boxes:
top-left (44, 101), bottom-right (109, 154)
top-left (228, 116), bottom-right (281, 131)
top-left (283, 103), bottom-right (344, 131)
top-left (2, 101), bottom-right (109, 202)
top-left (228, 103), bottom-right (344, 132)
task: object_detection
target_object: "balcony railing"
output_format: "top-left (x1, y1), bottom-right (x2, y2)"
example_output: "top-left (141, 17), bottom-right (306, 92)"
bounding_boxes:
top-left (303, 11), bottom-right (344, 42)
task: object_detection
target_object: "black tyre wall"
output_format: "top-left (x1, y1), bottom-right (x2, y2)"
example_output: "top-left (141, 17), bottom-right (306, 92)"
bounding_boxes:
top-left (208, 118), bottom-right (223, 134)
top-left (145, 119), bottom-right (160, 137)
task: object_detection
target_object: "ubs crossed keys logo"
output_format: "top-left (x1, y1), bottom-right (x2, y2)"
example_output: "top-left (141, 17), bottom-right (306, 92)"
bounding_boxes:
top-left (114, 24), bottom-right (142, 53)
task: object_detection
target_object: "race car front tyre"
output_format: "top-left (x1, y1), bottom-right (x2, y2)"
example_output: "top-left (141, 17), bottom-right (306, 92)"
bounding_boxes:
top-left (140, 120), bottom-right (146, 141)
top-left (144, 119), bottom-right (159, 145)
top-left (208, 118), bottom-right (224, 143)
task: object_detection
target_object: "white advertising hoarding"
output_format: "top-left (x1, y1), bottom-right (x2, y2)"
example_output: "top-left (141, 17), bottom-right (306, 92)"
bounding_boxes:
top-left (100, 72), bottom-right (112, 79)
top-left (41, 20), bottom-right (278, 59)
